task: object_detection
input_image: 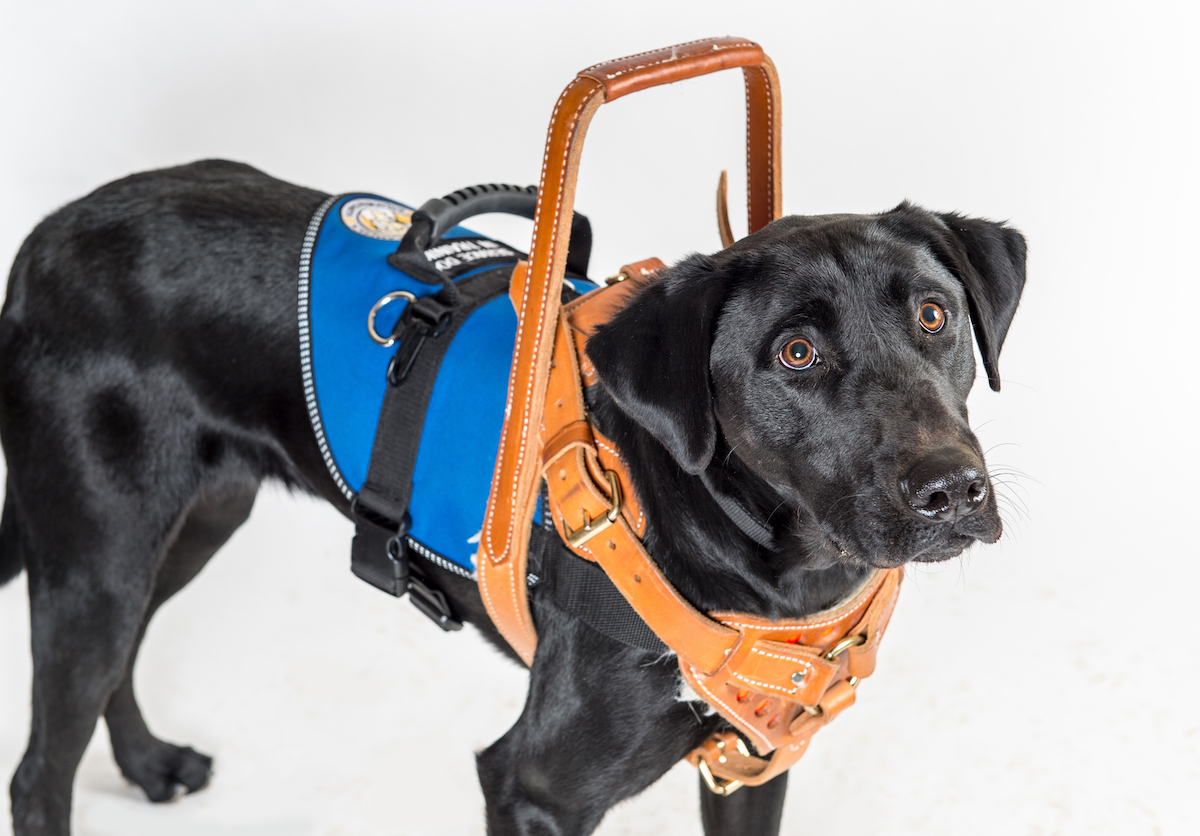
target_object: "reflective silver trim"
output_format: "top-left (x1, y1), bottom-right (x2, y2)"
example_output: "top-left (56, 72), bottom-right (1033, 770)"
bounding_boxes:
top-left (298, 194), bottom-right (354, 501)
top-left (405, 535), bottom-right (476, 580)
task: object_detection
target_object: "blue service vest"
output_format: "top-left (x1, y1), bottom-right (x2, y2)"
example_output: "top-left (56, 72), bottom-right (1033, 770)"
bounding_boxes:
top-left (298, 194), bottom-right (596, 577)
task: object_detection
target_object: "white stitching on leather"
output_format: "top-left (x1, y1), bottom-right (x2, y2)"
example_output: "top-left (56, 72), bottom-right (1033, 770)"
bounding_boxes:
top-left (483, 78), bottom-right (579, 565)
top-left (744, 70), bottom-right (753, 227)
top-left (580, 38), bottom-right (718, 73)
top-left (751, 647), bottom-right (815, 665)
top-left (480, 77), bottom-right (595, 656)
top-left (764, 67), bottom-right (775, 217)
top-left (733, 675), bottom-right (797, 696)
top-left (581, 39), bottom-right (757, 78)
top-left (595, 438), bottom-right (618, 457)
top-left (598, 43), bottom-right (759, 81)
top-left (720, 614), bottom-right (858, 632)
top-left (729, 651), bottom-right (815, 696)
top-left (743, 66), bottom-right (777, 234)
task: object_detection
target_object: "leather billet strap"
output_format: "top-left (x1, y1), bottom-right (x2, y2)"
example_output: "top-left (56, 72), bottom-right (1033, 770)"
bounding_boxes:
top-left (479, 37), bottom-right (783, 665)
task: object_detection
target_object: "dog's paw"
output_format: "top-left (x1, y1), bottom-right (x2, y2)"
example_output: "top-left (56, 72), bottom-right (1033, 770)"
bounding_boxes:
top-left (118, 742), bottom-right (214, 803)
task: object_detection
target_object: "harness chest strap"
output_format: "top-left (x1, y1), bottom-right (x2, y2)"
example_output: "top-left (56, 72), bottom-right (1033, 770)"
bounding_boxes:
top-left (537, 267), bottom-right (905, 788)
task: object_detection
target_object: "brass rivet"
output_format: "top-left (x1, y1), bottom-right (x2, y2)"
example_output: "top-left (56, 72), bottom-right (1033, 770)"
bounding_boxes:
top-left (607, 540), bottom-right (616, 550)
top-left (633, 574), bottom-right (642, 583)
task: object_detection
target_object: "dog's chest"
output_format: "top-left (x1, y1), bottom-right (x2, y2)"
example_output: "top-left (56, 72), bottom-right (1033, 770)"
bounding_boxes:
top-left (299, 193), bottom-right (594, 575)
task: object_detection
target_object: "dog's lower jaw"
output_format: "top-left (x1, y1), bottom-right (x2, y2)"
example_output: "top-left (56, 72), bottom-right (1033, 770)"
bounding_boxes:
top-left (812, 512), bottom-right (1000, 569)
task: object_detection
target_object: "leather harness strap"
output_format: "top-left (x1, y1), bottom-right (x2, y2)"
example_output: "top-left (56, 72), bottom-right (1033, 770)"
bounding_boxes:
top-left (548, 276), bottom-right (904, 788)
top-left (479, 38), bottom-right (903, 791)
top-left (478, 38), bottom-right (782, 666)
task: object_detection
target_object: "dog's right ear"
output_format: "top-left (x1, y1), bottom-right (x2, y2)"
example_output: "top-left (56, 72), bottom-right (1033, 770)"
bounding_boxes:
top-left (585, 255), bottom-right (726, 475)
top-left (879, 203), bottom-right (1027, 391)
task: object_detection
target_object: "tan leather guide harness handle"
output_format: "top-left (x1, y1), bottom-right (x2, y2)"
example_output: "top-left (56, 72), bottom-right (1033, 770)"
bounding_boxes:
top-left (479, 37), bottom-right (782, 664)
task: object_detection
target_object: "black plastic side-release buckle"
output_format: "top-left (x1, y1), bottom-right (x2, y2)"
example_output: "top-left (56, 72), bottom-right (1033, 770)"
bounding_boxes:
top-left (349, 499), bottom-right (463, 631)
top-left (386, 293), bottom-right (455, 386)
top-left (350, 498), bottom-right (410, 597)
top-left (407, 562), bottom-right (463, 632)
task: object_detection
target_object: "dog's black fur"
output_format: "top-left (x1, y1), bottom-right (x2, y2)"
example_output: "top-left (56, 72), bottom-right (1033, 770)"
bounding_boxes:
top-left (0, 160), bottom-right (1025, 836)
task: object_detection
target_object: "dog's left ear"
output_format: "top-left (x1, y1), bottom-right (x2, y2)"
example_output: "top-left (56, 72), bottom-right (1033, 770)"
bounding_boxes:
top-left (880, 203), bottom-right (1027, 391)
top-left (585, 255), bottom-right (725, 474)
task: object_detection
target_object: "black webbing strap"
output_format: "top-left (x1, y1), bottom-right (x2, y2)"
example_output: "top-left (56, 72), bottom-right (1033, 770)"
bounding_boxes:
top-left (350, 266), bottom-right (512, 598)
top-left (532, 495), bottom-right (668, 654)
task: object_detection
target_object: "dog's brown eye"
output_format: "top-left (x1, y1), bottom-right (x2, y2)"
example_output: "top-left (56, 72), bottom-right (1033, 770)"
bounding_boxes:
top-left (780, 338), bottom-right (818, 370)
top-left (919, 302), bottom-right (946, 333)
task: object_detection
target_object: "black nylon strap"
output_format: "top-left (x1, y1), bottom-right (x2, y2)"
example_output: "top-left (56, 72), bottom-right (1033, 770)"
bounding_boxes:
top-left (534, 495), bottom-right (668, 654)
top-left (355, 267), bottom-right (512, 527)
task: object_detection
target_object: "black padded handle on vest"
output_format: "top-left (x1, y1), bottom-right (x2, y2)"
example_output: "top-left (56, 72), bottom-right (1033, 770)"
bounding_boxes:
top-left (393, 183), bottom-right (593, 278)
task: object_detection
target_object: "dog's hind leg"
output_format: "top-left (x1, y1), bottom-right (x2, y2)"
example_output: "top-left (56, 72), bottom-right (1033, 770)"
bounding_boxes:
top-left (699, 771), bottom-right (787, 836)
top-left (10, 475), bottom-right (256, 835)
top-left (103, 485), bottom-right (257, 803)
top-left (11, 500), bottom-right (191, 836)
top-left (4, 359), bottom-right (264, 835)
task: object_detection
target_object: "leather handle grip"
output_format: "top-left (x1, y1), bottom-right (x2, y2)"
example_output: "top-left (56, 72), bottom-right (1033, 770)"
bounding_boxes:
top-left (479, 38), bottom-right (782, 664)
top-left (578, 37), bottom-right (782, 231)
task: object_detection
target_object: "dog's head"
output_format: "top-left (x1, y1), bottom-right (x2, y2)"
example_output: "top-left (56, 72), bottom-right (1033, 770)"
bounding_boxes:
top-left (587, 203), bottom-right (1026, 569)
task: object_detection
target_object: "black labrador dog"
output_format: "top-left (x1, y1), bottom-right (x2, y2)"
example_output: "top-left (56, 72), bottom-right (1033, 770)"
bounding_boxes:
top-left (0, 160), bottom-right (1025, 836)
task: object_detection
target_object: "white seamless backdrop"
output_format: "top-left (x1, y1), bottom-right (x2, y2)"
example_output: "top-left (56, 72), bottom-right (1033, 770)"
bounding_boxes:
top-left (1, 2), bottom-right (1197, 835)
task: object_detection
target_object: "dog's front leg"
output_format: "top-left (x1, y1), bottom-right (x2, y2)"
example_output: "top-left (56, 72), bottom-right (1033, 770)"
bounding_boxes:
top-left (699, 771), bottom-right (787, 836)
top-left (477, 604), bottom-right (717, 836)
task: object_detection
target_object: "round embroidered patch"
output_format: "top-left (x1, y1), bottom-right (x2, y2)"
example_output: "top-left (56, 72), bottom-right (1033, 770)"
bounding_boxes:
top-left (340, 198), bottom-right (413, 240)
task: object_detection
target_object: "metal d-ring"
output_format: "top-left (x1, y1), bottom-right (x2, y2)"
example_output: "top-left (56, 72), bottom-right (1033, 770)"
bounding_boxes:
top-left (823, 633), bottom-right (866, 662)
top-left (367, 290), bottom-right (417, 347)
top-left (799, 634), bottom-right (869, 716)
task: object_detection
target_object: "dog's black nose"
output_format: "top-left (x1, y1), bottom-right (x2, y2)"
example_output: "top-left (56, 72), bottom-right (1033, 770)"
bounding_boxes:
top-left (899, 447), bottom-right (989, 522)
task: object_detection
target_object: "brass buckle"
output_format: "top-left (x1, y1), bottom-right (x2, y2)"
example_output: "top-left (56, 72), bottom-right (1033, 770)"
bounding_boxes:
top-left (697, 759), bottom-right (743, 797)
top-left (799, 634), bottom-right (867, 716)
top-left (562, 470), bottom-right (622, 548)
top-left (696, 735), bottom-right (750, 796)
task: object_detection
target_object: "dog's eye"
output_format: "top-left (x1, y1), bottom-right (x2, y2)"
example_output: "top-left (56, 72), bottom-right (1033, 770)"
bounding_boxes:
top-left (919, 302), bottom-right (946, 333)
top-left (779, 338), bottom-right (819, 370)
